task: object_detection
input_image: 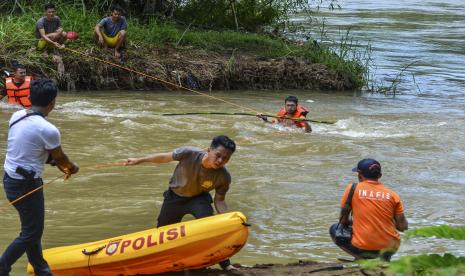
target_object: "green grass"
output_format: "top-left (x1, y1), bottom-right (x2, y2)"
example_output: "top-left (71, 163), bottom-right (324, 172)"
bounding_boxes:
top-left (405, 225), bottom-right (465, 240)
top-left (0, 4), bottom-right (366, 88)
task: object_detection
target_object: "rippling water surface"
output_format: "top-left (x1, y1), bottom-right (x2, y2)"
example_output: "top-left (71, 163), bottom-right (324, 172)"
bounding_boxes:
top-left (1, 0), bottom-right (465, 274)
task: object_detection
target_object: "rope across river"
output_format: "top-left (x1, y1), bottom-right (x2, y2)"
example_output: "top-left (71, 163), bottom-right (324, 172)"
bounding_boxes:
top-left (61, 47), bottom-right (335, 124)
top-left (161, 112), bottom-right (336, 124)
top-left (1, 48), bottom-right (336, 210)
top-left (62, 47), bottom-right (260, 114)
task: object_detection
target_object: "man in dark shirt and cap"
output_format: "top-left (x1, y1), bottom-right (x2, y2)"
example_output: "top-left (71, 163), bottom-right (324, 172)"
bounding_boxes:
top-left (125, 135), bottom-right (239, 272)
top-left (330, 159), bottom-right (408, 261)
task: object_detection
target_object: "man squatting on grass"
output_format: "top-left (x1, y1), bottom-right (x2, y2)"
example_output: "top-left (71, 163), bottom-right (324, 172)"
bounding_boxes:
top-left (94, 5), bottom-right (128, 59)
top-left (35, 3), bottom-right (67, 50)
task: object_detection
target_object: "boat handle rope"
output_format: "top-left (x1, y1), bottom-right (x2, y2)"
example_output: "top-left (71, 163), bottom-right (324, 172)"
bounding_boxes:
top-left (82, 245), bottom-right (106, 256)
top-left (83, 245), bottom-right (107, 276)
top-left (239, 216), bottom-right (252, 227)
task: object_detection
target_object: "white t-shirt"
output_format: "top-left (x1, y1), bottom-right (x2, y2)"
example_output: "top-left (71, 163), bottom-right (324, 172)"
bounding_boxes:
top-left (4, 110), bottom-right (61, 179)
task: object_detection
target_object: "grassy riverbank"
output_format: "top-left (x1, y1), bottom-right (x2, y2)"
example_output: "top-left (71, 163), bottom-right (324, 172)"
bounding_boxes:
top-left (0, 5), bottom-right (366, 90)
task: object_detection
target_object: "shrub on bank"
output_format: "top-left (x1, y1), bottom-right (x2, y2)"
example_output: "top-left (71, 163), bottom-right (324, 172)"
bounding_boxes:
top-left (0, 3), bottom-right (366, 89)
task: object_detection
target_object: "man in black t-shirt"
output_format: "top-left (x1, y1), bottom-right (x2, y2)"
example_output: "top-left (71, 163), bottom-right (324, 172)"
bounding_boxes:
top-left (126, 135), bottom-right (239, 272)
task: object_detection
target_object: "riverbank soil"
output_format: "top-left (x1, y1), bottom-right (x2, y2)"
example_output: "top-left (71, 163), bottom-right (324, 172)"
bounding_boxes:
top-left (155, 260), bottom-right (386, 276)
top-left (2, 45), bottom-right (355, 91)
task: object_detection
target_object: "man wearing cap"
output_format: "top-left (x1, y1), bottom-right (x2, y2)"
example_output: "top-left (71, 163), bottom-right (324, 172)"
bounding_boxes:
top-left (330, 159), bottom-right (408, 261)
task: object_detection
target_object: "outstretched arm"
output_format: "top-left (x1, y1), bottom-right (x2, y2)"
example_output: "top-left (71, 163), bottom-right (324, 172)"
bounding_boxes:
top-left (125, 152), bottom-right (174, 166)
top-left (214, 193), bottom-right (228, 214)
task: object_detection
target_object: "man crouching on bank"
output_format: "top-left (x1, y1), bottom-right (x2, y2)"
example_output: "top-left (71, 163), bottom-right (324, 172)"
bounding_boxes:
top-left (125, 135), bottom-right (239, 272)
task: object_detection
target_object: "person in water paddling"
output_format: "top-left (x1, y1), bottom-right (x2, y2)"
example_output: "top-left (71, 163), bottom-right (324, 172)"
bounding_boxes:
top-left (0, 78), bottom-right (79, 275)
top-left (1, 63), bottom-right (33, 109)
top-left (257, 96), bottom-right (312, 132)
top-left (35, 3), bottom-right (67, 50)
top-left (94, 4), bottom-right (128, 60)
top-left (125, 135), bottom-right (239, 273)
top-left (329, 159), bottom-right (408, 261)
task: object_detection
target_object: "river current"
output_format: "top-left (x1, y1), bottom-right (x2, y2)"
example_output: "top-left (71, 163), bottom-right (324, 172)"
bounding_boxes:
top-left (1, 0), bottom-right (464, 274)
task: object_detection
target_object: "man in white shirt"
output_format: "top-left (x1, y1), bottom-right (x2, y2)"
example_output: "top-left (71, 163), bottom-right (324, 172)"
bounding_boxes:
top-left (0, 79), bottom-right (79, 276)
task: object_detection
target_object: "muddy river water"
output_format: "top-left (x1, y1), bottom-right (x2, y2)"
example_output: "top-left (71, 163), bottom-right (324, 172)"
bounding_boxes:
top-left (1, 0), bottom-right (465, 273)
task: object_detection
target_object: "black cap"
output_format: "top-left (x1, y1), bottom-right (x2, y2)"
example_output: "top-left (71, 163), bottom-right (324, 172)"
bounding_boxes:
top-left (352, 158), bottom-right (382, 179)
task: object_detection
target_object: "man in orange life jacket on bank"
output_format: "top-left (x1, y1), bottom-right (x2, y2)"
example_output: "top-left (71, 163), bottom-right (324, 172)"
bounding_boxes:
top-left (0, 64), bottom-right (32, 109)
top-left (257, 96), bottom-right (312, 133)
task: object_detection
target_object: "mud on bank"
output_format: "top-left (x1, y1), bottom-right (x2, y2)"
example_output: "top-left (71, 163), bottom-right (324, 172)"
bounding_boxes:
top-left (2, 46), bottom-right (358, 92)
top-left (155, 260), bottom-right (385, 276)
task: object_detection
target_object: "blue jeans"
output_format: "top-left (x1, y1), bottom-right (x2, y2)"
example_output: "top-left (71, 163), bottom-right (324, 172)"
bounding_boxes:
top-left (0, 173), bottom-right (52, 276)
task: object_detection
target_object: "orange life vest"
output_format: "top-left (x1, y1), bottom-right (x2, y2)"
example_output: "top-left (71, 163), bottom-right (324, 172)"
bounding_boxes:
top-left (274, 105), bottom-right (309, 128)
top-left (5, 76), bottom-right (32, 108)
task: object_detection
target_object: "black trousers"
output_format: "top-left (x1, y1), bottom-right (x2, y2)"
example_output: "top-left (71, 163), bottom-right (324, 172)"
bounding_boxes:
top-left (157, 189), bottom-right (231, 269)
top-left (0, 173), bottom-right (52, 276)
top-left (329, 223), bottom-right (395, 262)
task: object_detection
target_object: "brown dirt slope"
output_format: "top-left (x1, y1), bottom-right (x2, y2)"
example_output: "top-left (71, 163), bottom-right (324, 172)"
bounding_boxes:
top-left (2, 46), bottom-right (356, 91)
top-left (152, 260), bottom-right (385, 276)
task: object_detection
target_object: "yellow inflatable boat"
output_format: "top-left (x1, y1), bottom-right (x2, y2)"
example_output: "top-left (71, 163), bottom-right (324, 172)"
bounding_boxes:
top-left (28, 212), bottom-right (249, 275)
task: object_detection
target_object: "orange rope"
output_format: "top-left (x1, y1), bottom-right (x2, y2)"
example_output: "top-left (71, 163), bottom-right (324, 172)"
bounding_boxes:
top-left (61, 47), bottom-right (260, 114)
top-left (0, 174), bottom-right (66, 212)
top-left (0, 162), bottom-right (127, 211)
top-left (80, 162), bottom-right (127, 171)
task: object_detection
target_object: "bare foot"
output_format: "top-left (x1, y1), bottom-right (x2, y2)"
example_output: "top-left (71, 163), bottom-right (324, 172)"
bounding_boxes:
top-left (52, 54), bottom-right (65, 77)
top-left (115, 49), bottom-right (121, 59)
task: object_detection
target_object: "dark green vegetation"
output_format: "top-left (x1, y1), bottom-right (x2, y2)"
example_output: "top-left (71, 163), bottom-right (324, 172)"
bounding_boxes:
top-left (360, 225), bottom-right (465, 275)
top-left (0, 1), bottom-right (366, 91)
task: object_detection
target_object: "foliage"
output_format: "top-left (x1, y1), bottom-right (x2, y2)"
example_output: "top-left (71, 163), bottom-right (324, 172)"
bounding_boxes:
top-left (389, 254), bottom-right (465, 275)
top-left (172, 0), bottom-right (340, 32)
top-left (1, 0), bottom-right (340, 32)
top-left (357, 259), bottom-right (389, 269)
top-left (173, 0), bottom-right (282, 32)
top-left (357, 225), bottom-right (465, 275)
top-left (0, 1), bottom-right (366, 89)
top-left (405, 225), bottom-right (465, 240)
